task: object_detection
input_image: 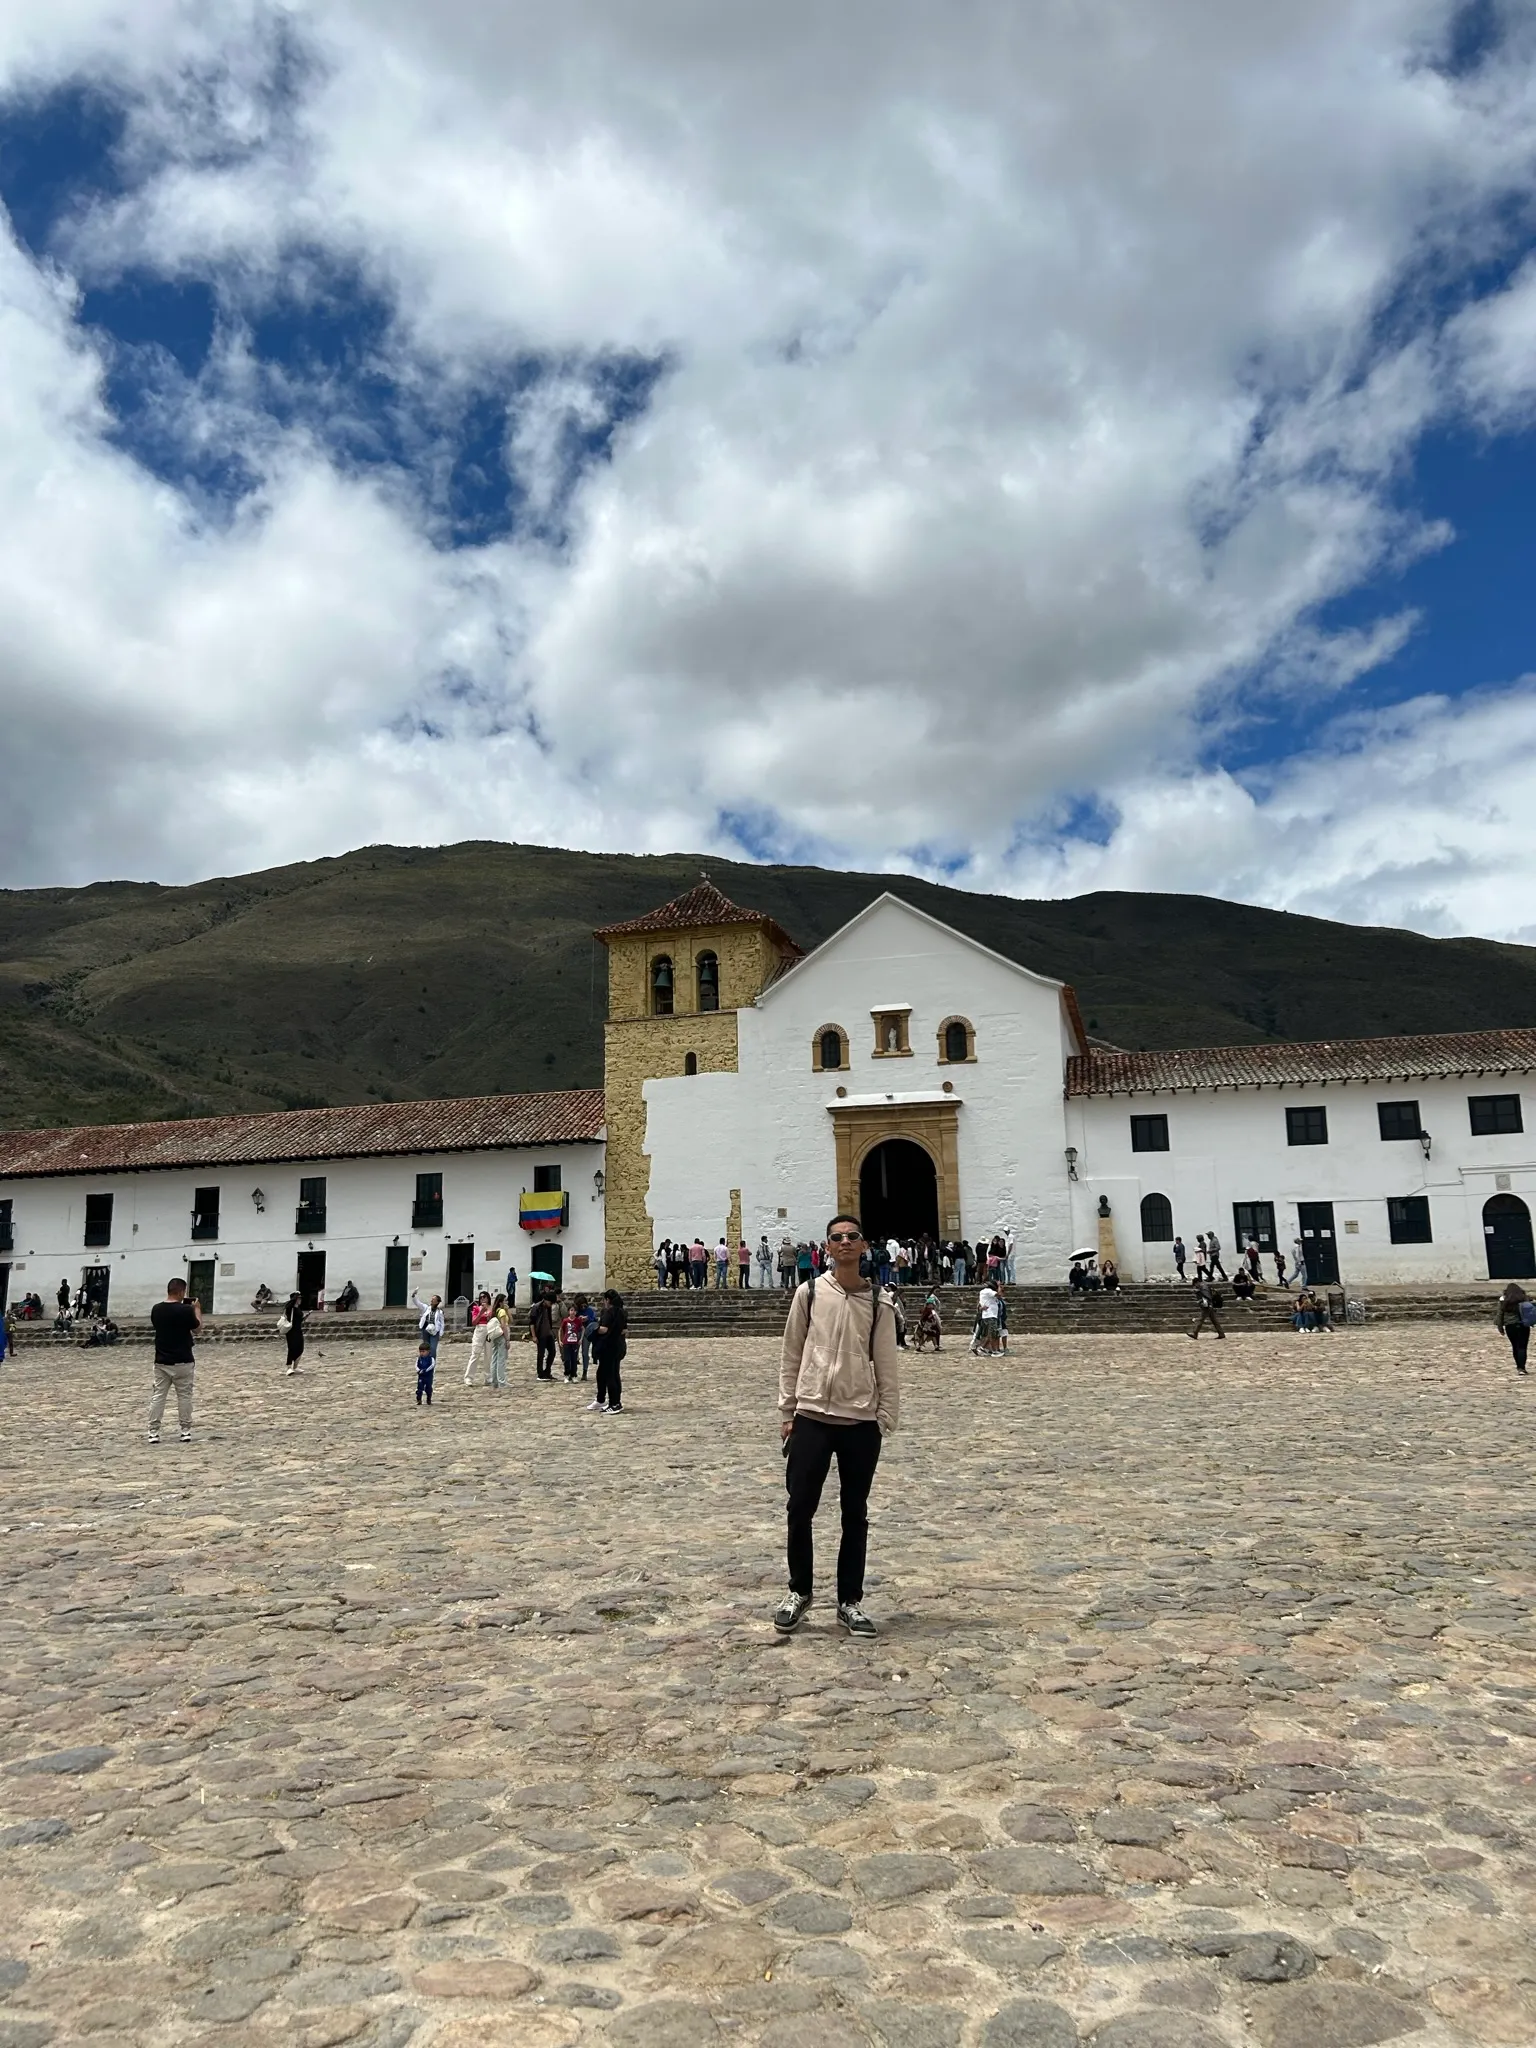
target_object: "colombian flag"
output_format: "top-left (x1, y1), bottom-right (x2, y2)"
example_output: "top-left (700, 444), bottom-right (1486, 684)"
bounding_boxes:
top-left (519, 1192), bottom-right (568, 1232)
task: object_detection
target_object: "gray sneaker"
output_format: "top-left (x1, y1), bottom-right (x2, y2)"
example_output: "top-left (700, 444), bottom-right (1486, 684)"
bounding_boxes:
top-left (773, 1589), bottom-right (812, 1633)
top-left (837, 1602), bottom-right (878, 1637)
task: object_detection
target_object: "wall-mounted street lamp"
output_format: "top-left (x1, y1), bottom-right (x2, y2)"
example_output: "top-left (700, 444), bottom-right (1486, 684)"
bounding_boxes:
top-left (594, 1169), bottom-right (606, 1195)
top-left (1419, 1130), bottom-right (1433, 1161)
top-left (251, 1187), bottom-right (266, 1213)
top-left (1064, 1147), bottom-right (1078, 1181)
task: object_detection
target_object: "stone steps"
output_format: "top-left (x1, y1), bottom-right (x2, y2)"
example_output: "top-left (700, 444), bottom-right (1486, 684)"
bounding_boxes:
top-left (9, 1283), bottom-right (1504, 1346)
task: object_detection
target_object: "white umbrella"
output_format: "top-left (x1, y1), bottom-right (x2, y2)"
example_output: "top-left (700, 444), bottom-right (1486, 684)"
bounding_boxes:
top-left (1069, 1247), bottom-right (1098, 1263)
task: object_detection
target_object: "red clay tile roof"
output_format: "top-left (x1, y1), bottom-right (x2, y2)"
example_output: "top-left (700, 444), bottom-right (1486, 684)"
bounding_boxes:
top-left (0, 1089), bottom-right (605, 1178)
top-left (1067, 1028), bottom-right (1536, 1096)
top-left (594, 880), bottom-right (800, 954)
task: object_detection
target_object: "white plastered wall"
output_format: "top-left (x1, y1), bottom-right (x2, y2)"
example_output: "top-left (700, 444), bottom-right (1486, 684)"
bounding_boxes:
top-left (1069, 1074), bottom-right (1536, 1285)
top-left (0, 1140), bottom-right (605, 1316)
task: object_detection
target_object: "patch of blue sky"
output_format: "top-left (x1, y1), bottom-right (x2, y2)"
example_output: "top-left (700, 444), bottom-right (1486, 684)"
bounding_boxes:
top-left (1001, 794), bottom-right (1121, 867)
top-left (1437, 0), bottom-right (1505, 80)
top-left (1213, 422), bottom-right (1536, 782)
top-left (80, 273), bottom-right (217, 376)
top-left (899, 842), bottom-right (974, 879)
top-left (0, 77), bottom-right (667, 551)
top-left (0, 82), bottom-right (127, 257)
top-left (714, 808), bottom-right (832, 868)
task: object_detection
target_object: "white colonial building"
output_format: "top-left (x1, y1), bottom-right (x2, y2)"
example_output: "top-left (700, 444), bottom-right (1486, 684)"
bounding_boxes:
top-left (606, 885), bottom-right (1536, 1292)
top-left (0, 1092), bottom-right (605, 1318)
top-left (4, 880), bottom-right (1535, 1315)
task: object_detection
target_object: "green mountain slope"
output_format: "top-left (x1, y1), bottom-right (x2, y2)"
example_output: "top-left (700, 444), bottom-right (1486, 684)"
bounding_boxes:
top-left (3, 841), bottom-right (1536, 1131)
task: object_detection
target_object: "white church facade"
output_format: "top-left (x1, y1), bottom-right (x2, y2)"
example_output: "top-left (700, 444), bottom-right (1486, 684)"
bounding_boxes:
top-left (4, 880), bottom-right (1536, 1316)
top-left (599, 883), bottom-right (1536, 1294)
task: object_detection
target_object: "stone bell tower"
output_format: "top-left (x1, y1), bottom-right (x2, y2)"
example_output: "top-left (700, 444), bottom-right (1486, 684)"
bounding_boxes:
top-left (594, 880), bottom-right (801, 1292)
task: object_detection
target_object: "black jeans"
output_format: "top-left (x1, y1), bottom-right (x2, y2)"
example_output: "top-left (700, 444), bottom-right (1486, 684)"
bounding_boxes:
top-left (534, 1333), bottom-right (556, 1377)
top-left (595, 1344), bottom-right (623, 1408)
top-left (785, 1415), bottom-right (882, 1606)
top-left (1505, 1323), bottom-right (1530, 1371)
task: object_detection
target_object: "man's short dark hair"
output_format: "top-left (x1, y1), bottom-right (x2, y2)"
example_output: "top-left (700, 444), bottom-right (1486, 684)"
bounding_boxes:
top-left (167, 1277), bottom-right (187, 1296)
top-left (826, 1213), bottom-right (865, 1237)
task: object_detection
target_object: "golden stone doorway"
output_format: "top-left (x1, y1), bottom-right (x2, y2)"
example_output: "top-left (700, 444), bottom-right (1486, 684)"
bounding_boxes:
top-left (831, 1099), bottom-right (963, 1238)
top-left (859, 1137), bottom-right (939, 1241)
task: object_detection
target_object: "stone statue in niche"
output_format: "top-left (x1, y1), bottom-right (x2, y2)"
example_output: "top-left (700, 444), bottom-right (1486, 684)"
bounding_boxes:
top-left (885, 1022), bottom-right (899, 1052)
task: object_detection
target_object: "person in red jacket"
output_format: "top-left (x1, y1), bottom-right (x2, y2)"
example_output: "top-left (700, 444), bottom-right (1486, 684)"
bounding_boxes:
top-left (558, 1303), bottom-right (583, 1381)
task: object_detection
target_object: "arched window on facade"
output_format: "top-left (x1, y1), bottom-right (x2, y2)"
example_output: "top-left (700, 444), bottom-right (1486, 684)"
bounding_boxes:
top-left (651, 954), bottom-right (674, 1016)
top-left (938, 1016), bottom-right (975, 1063)
top-left (812, 1025), bottom-right (849, 1072)
top-left (697, 950), bottom-right (720, 1012)
top-left (684, 1052), bottom-right (698, 1076)
top-left (1140, 1192), bottom-right (1174, 1242)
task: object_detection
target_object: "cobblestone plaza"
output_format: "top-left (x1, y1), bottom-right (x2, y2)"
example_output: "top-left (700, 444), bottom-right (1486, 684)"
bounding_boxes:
top-left (1, 1327), bottom-right (1533, 2047)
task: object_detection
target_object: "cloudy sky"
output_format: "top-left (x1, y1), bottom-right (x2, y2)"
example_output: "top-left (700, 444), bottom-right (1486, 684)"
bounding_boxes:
top-left (2, 1), bottom-right (1535, 937)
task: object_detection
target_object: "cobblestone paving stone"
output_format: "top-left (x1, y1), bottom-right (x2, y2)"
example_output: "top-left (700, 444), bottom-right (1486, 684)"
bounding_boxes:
top-left (1, 1326), bottom-right (1534, 2047)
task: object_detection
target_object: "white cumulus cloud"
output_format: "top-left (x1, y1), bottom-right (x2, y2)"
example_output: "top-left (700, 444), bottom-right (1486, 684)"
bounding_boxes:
top-left (0, 0), bottom-right (1534, 936)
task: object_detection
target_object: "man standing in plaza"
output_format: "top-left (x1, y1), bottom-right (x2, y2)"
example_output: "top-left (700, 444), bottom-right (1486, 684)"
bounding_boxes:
top-left (147, 1275), bottom-right (201, 1444)
top-left (774, 1214), bottom-right (899, 1639)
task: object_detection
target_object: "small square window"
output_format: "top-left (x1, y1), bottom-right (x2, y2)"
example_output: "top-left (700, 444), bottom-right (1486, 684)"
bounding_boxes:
top-left (1388, 1195), bottom-right (1432, 1243)
top-left (1377, 1100), bottom-right (1422, 1141)
top-left (1470, 1093), bottom-right (1522, 1136)
top-left (1129, 1113), bottom-right (1169, 1153)
top-left (1286, 1106), bottom-right (1328, 1146)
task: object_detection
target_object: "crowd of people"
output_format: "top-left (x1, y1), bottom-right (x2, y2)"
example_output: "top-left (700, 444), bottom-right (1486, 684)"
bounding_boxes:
top-left (652, 1230), bottom-right (1018, 1293)
top-left (407, 1284), bottom-right (631, 1413)
top-left (0, 1278), bottom-right (121, 1355)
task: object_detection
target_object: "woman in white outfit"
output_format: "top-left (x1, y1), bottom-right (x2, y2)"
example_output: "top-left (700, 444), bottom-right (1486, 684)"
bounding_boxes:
top-left (464, 1290), bottom-right (493, 1385)
top-left (487, 1293), bottom-right (510, 1389)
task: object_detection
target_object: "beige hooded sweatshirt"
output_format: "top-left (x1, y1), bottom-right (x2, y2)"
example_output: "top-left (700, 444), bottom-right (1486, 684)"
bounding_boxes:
top-left (779, 1273), bottom-right (900, 1434)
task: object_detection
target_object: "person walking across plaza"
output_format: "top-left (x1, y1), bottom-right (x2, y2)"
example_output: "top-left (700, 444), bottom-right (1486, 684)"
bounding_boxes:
top-left (588, 1290), bottom-right (628, 1413)
top-left (1189, 1272), bottom-right (1225, 1340)
top-left (1172, 1234), bottom-right (1187, 1280)
top-left (1494, 1282), bottom-right (1532, 1374)
top-left (1205, 1229), bottom-right (1229, 1281)
top-left (774, 1214), bottom-right (899, 1639)
top-left (281, 1290), bottom-right (305, 1374)
top-left (148, 1275), bottom-right (201, 1443)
